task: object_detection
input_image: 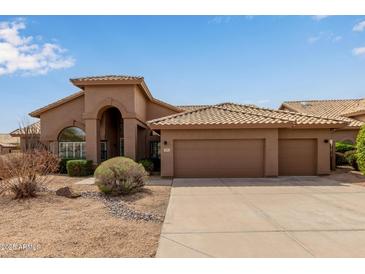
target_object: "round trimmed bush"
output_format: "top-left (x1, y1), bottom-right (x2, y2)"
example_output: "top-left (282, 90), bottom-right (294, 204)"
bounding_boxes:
top-left (59, 158), bottom-right (73, 174)
top-left (94, 157), bottom-right (148, 195)
top-left (66, 160), bottom-right (93, 177)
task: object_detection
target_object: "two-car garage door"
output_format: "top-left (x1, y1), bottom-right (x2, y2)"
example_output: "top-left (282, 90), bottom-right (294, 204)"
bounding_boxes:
top-left (173, 138), bottom-right (317, 178)
top-left (174, 139), bottom-right (265, 178)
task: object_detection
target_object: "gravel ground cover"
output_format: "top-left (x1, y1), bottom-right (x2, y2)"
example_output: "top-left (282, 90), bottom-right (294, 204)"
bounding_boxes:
top-left (0, 175), bottom-right (171, 257)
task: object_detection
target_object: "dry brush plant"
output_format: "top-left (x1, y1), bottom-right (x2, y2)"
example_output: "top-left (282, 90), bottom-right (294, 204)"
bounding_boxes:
top-left (0, 119), bottom-right (58, 199)
top-left (0, 150), bottom-right (59, 199)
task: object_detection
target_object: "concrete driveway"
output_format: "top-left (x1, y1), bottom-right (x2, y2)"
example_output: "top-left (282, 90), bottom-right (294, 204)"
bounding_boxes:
top-left (156, 176), bottom-right (365, 257)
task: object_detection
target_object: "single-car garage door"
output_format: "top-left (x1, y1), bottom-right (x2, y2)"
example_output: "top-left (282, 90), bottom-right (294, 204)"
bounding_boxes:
top-left (278, 139), bottom-right (317, 176)
top-left (174, 139), bottom-right (264, 178)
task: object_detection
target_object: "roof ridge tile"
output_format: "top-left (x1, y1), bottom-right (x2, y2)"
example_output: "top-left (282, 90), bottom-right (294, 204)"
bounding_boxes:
top-left (283, 98), bottom-right (363, 104)
top-left (221, 102), bottom-right (346, 123)
top-left (70, 75), bottom-right (144, 81)
top-left (213, 104), bottom-right (294, 123)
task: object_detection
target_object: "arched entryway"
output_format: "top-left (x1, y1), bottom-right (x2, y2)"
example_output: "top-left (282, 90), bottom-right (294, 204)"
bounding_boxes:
top-left (99, 107), bottom-right (124, 161)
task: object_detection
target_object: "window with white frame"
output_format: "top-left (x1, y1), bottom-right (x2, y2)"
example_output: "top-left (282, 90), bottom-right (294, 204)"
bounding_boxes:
top-left (58, 127), bottom-right (86, 159)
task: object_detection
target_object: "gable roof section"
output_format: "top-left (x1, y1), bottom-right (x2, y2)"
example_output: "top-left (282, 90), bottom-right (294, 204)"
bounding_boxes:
top-left (29, 75), bottom-right (182, 118)
top-left (280, 99), bottom-right (365, 128)
top-left (71, 75), bottom-right (182, 113)
top-left (10, 121), bottom-right (41, 136)
top-left (341, 99), bottom-right (365, 117)
top-left (30, 91), bottom-right (84, 118)
top-left (148, 102), bottom-right (347, 129)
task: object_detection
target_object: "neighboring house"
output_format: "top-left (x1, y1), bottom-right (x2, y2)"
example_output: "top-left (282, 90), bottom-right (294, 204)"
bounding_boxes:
top-left (24, 75), bottom-right (349, 178)
top-left (280, 99), bottom-right (365, 144)
top-left (10, 121), bottom-right (41, 151)
top-left (0, 134), bottom-right (20, 155)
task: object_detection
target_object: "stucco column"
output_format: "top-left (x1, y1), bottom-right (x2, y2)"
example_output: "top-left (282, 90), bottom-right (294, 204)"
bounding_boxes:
top-left (85, 118), bottom-right (100, 164)
top-left (317, 137), bottom-right (331, 175)
top-left (160, 130), bottom-right (173, 177)
top-left (123, 118), bottom-right (137, 160)
top-left (264, 129), bottom-right (279, 177)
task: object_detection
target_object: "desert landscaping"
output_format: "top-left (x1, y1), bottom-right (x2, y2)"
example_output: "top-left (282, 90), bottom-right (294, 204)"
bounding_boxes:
top-left (0, 175), bottom-right (171, 257)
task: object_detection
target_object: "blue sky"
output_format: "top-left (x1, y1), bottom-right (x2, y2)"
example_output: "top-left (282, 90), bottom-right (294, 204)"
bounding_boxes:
top-left (1, 15), bottom-right (365, 132)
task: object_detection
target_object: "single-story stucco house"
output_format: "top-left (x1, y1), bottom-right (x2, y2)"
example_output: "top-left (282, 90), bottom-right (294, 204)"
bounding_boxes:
top-left (10, 121), bottom-right (41, 151)
top-left (0, 134), bottom-right (20, 155)
top-left (17, 75), bottom-right (361, 178)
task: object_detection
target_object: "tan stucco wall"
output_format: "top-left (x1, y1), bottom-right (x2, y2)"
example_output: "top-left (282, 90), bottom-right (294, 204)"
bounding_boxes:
top-left (37, 82), bottom-right (179, 164)
top-left (160, 128), bottom-right (332, 177)
top-left (135, 86), bottom-right (148, 121)
top-left (39, 95), bottom-right (85, 142)
top-left (278, 128), bottom-right (332, 175)
top-left (160, 128), bottom-right (279, 177)
top-left (83, 85), bottom-right (135, 117)
top-left (147, 101), bottom-right (179, 121)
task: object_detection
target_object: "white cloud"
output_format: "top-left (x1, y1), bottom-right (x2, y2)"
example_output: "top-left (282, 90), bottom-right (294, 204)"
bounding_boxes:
top-left (352, 47), bottom-right (365, 56)
top-left (353, 20), bottom-right (365, 32)
top-left (312, 15), bottom-right (330, 21)
top-left (307, 32), bottom-right (342, 44)
top-left (307, 36), bottom-right (320, 44)
top-left (208, 16), bottom-right (231, 25)
top-left (0, 18), bottom-right (74, 76)
top-left (332, 36), bottom-right (342, 42)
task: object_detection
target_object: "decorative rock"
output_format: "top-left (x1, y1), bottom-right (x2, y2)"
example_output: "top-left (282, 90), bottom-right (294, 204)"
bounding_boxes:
top-left (56, 187), bottom-right (81, 198)
top-left (80, 191), bottom-right (163, 222)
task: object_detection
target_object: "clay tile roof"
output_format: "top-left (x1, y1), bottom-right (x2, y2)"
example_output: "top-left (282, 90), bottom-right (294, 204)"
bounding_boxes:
top-left (280, 98), bottom-right (365, 128)
top-left (148, 102), bottom-right (347, 129)
top-left (341, 99), bottom-right (365, 117)
top-left (10, 121), bottom-right (41, 136)
top-left (29, 91), bottom-right (85, 118)
top-left (177, 104), bottom-right (258, 111)
top-left (70, 75), bottom-right (144, 82)
top-left (177, 105), bottom-right (212, 111)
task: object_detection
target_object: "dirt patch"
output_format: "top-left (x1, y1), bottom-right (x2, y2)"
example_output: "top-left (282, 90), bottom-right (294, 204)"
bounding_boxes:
top-left (326, 167), bottom-right (365, 186)
top-left (0, 175), bottom-right (171, 257)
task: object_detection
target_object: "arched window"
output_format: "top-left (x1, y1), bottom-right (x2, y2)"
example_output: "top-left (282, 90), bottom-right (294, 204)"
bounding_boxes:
top-left (58, 127), bottom-right (86, 159)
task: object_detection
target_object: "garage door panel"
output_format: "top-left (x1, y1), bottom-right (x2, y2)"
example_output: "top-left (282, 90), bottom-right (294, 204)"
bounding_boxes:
top-left (278, 139), bottom-right (317, 176)
top-left (174, 139), bottom-right (264, 178)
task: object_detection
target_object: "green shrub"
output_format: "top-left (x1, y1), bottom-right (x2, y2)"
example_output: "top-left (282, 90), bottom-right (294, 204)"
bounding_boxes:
top-left (59, 158), bottom-right (73, 174)
top-left (356, 125), bottom-right (365, 173)
top-left (66, 160), bottom-right (93, 177)
top-left (94, 157), bottom-right (148, 195)
top-left (335, 152), bottom-right (348, 166)
top-left (336, 141), bottom-right (355, 153)
top-left (138, 159), bottom-right (154, 173)
top-left (344, 150), bottom-right (358, 170)
top-left (341, 139), bottom-right (354, 145)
